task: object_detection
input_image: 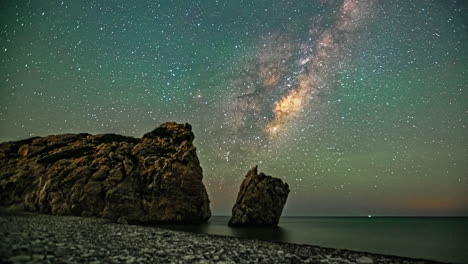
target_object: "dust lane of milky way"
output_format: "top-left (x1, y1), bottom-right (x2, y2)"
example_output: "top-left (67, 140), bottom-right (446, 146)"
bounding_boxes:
top-left (266, 0), bottom-right (376, 138)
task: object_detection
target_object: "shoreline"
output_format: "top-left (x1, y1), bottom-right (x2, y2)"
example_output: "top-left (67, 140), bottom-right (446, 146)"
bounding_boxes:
top-left (0, 211), bottom-right (447, 264)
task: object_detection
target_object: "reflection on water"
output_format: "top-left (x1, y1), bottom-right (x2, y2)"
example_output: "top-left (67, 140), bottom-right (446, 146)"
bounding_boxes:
top-left (230, 226), bottom-right (288, 241)
top-left (157, 217), bottom-right (289, 242)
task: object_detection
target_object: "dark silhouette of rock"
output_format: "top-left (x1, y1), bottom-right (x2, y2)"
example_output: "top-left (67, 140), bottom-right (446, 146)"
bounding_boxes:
top-left (0, 122), bottom-right (211, 223)
top-left (229, 166), bottom-right (289, 226)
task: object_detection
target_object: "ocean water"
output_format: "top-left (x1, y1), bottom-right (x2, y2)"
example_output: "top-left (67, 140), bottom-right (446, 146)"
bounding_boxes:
top-left (161, 216), bottom-right (468, 264)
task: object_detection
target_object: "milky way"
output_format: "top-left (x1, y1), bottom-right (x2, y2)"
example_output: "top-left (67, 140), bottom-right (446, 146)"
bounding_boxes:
top-left (267, 0), bottom-right (375, 137)
top-left (227, 0), bottom-right (375, 139)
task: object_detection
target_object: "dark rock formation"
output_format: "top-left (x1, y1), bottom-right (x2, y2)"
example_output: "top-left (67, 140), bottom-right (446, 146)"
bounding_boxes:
top-left (229, 166), bottom-right (289, 226)
top-left (0, 122), bottom-right (211, 223)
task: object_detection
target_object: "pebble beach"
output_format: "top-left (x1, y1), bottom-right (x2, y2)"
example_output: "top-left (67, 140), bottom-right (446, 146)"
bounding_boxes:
top-left (0, 210), bottom-right (446, 264)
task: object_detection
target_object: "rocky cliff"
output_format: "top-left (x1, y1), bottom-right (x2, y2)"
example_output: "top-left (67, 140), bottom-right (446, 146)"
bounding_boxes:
top-left (229, 166), bottom-right (289, 226)
top-left (0, 122), bottom-right (211, 223)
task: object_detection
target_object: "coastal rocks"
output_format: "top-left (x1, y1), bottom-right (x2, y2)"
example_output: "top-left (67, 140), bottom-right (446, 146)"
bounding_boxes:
top-left (229, 166), bottom-right (289, 226)
top-left (0, 122), bottom-right (211, 223)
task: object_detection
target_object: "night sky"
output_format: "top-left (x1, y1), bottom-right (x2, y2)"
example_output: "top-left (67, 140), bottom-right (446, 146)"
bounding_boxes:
top-left (1, 0), bottom-right (467, 216)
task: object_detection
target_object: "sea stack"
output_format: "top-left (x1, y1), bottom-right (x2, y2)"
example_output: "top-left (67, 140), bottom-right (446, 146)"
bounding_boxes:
top-left (229, 166), bottom-right (289, 226)
top-left (0, 122), bottom-right (211, 223)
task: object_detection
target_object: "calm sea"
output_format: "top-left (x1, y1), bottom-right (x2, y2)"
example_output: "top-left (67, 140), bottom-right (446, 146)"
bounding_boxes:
top-left (161, 216), bottom-right (468, 264)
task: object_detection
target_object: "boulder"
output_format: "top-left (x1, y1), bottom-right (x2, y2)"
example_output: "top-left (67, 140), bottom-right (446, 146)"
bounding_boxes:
top-left (229, 166), bottom-right (289, 226)
top-left (0, 122), bottom-right (211, 223)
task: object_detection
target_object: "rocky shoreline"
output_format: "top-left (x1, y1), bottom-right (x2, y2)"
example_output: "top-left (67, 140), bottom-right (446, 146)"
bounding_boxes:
top-left (0, 211), bottom-right (445, 264)
top-left (0, 122), bottom-right (211, 224)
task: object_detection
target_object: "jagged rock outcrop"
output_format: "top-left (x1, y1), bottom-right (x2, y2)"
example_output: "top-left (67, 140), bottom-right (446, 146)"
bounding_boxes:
top-left (229, 166), bottom-right (289, 226)
top-left (0, 122), bottom-right (211, 223)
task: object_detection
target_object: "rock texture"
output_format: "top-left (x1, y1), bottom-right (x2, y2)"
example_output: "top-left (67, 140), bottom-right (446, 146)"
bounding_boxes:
top-left (0, 122), bottom-right (211, 223)
top-left (229, 166), bottom-right (289, 226)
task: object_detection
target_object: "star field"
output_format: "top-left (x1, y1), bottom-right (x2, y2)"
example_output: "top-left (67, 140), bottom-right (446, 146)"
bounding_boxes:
top-left (0, 0), bottom-right (467, 216)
